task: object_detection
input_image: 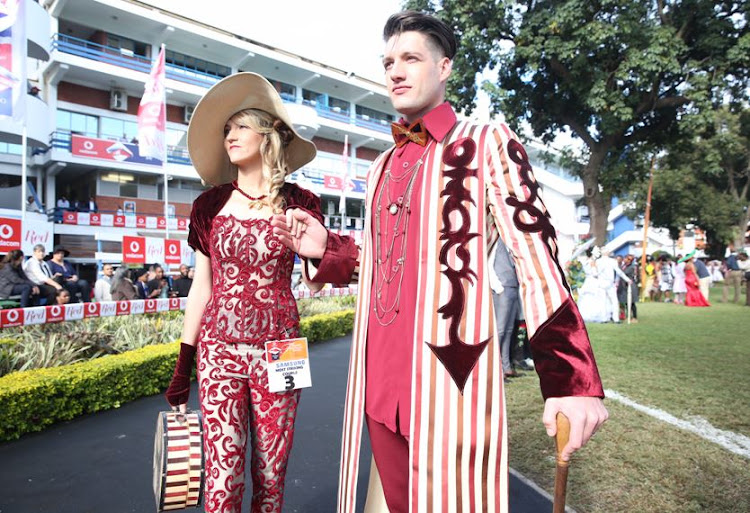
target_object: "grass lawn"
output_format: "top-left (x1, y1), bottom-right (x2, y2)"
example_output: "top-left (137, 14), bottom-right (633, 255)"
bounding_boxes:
top-left (505, 286), bottom-right (750, 513)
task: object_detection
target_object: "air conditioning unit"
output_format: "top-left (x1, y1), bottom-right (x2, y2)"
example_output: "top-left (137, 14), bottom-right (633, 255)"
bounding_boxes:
top-left (110, 89), bottom-right (128, 111)
top-left (183, 105), bottom-right (195, 123)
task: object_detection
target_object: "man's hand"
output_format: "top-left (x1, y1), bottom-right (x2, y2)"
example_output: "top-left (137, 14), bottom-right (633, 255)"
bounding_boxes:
top-left (543, 396), bottom-right (608, 462)
top-left (271, 208), bottom-right (328, 259)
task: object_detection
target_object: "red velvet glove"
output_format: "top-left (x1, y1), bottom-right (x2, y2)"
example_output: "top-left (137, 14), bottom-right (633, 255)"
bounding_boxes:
top-left (165, 343), bottom-right (197, 407)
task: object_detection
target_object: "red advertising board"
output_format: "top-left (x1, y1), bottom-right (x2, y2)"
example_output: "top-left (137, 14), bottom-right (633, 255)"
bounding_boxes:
top-left (144, 299), bottom-right (157, 313)
top-left (164, 239), bottom-right (181, 265)
top-left (46, 305), bottom-right (65, 323)
top-left (123, 236), bottom-right (146, 264)
top-left (177, 218), bottom-right (187, 231)
top-left (89, 213), bottom-right (101, 226)
top-left (114, 215), bottom-right (126, 227)
top-left (0, 308), bottom-right (23, 327)
top-left (116, 301), bottom-right (131, 316)
top-left (84, 302), bottom-right (101, 318)
top-left (63, 211), bottom-right (77, 224)
top-left (0, 217), bottom-right (22, 252)
top-left (136, 216), bottom-right (147, 228)
top-left (157, 217), bottom-right (166, 229)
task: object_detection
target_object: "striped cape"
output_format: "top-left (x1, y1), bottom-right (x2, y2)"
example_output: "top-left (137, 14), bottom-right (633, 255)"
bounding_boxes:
top-left (337, 119), bottom-right (598, 513)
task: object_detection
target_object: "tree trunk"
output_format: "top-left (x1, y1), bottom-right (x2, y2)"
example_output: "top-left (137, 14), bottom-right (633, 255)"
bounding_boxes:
top-left (582, 148), bottom-right (611, 246)
top-left (733, 203), bottom-right (750, 250)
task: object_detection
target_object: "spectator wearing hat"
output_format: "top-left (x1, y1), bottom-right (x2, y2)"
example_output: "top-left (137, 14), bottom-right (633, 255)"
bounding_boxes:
top-left (23, 243), bottom-right (63, 305)
top-left (0, 250), bottom-right (40, 307)
top-left (46, 245), bottom-right (91, 303)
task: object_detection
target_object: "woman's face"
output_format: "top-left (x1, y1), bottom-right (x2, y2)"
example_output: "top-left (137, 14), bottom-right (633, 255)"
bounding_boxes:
top-left (224, 118), bottom-right (264, 169)
top-left (56, 290), bottom-right (70, 304)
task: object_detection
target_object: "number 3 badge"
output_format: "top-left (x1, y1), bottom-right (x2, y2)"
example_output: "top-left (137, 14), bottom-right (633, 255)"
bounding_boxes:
top-left (264, 338), bottom-right (312, 393)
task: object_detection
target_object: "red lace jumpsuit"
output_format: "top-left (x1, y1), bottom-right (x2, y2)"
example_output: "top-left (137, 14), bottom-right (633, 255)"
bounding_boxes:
top-left (187, 183), bottom-right (322, 513)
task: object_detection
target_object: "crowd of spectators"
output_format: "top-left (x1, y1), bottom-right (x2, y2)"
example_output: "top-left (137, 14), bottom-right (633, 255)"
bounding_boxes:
top-left (0, 244), bottom-right (195, 307)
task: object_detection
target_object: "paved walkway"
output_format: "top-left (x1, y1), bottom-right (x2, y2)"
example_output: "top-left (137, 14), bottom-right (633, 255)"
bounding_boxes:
top-left (0, 335), bottom-right (555, 512)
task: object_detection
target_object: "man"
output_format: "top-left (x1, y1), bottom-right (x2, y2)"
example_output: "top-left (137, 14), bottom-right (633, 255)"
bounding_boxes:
top-left (693, 257), bottom-right (711, 302)
top-left (146, 264), bottom-right (167, 298)
top-left (94, 263), bottom-right (115, 301)
top-left (23, 244), bottom-right (63, 305)
top-left (172, 264), bottom-right (193, 298)
top-left (272, 11), bottom-right (607, 512)
top-left (489, 236), bottom-right (522, 380)
top-left (722, 249), bottom-right (744, 303)
top-left (46, 245), bottom-right (91, 303)
top-left (133, 268), bottom-right (151, 299)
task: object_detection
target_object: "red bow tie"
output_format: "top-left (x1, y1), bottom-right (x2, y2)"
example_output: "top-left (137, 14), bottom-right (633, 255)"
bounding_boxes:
top-left (391, 119), bottom-right (428, 147)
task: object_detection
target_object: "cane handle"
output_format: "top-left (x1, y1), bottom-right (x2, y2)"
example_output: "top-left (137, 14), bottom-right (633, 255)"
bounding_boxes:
top-left (555, 412), bottom-right (571, 467)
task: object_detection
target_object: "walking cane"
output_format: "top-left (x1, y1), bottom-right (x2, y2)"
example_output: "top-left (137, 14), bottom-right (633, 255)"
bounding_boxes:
top-left (553, 413), bottom-right (571, 513)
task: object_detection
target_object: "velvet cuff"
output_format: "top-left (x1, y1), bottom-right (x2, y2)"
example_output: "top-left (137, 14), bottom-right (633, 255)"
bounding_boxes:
top-left (308, 232), bottom-right (359, 284)
top-left (165, 343), bottom-right (197, 406)
top-left (530, 297), bottom-right (605, 400)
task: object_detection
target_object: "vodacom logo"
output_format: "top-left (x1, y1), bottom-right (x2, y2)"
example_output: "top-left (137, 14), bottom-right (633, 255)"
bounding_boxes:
top-left (50, 305), bottom-right (62, 317)
top-left (167, 242), bottom-right (178, 255)
top-left (6, 310), bottom-right (19, 322)
top-left (118, 302), bottom-right (128, 312)
top-left (83, 140), bottom-right (95, 150)
top-left (0, 224), bottom-right (13, 239)
top-left (86, 303), bottom-right (98, 314)
top-left (130, 240), bottom-right (141, 253)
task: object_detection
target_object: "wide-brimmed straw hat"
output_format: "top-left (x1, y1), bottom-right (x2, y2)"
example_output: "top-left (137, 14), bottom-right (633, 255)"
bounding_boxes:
top-left (187, 72), bottom-right (317, 186)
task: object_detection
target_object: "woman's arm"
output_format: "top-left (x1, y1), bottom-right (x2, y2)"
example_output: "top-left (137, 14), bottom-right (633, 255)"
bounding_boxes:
top-left (180, 250), bottom-right (212, 347)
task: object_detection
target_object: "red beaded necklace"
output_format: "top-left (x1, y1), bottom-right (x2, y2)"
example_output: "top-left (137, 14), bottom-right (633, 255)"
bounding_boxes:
top-left (232, 180), bottom-right (268, 210)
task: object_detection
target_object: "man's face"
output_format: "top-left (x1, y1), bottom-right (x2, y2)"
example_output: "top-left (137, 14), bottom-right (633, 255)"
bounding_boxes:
top-left (383, 31), bottom-right (451, 122)
top-left (179, 264), bottom-right (188, 277)
top-left (155, 267), bottom-right (164, 279)
top-left (103, 265), bottom-right (114, 277)
top-left (33, 248), bottom-right (44, 261)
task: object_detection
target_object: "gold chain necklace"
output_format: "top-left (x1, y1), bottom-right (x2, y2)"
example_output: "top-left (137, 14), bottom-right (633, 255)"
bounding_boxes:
top-left (373, 142), bottom-right (433, 326)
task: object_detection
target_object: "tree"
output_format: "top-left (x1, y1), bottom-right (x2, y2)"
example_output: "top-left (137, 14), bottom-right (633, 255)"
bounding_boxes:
top-left (628, 107), bottom-right (750, 254)
top-left (404, 0), bottom-right (750, 244)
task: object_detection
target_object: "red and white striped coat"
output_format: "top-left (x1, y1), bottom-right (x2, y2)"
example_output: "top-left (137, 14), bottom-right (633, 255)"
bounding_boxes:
top-left (335, 120), bottom-right (603, 513)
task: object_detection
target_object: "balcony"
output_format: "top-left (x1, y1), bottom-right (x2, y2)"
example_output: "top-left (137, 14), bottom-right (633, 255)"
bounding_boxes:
top-left (51, 34), bottom-right (224, 89)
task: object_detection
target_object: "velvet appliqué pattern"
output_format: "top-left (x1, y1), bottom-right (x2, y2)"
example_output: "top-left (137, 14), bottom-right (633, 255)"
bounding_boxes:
top-left (202, 215), bottom-right (299, 345)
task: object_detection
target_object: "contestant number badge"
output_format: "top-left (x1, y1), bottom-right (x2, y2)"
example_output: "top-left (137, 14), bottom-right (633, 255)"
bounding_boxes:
top-left (264, 337), bottom-right (312, 393)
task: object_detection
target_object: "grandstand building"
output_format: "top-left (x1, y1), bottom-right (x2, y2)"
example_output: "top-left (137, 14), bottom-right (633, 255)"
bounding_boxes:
top-left (0, 0), bottom-right (599, 283)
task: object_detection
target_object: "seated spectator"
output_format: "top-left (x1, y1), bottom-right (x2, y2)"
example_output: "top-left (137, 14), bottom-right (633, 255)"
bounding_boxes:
top-left (46, 245), bottom-right (91, 303)
top-left (23, 243), bottom-right (63, 305)
top-left (0, 250), bottom-right (40, 307)
top-left (94, 263), bottom-right (115, 302)
top-left (55, 288), bottom-right (71, 305)
top-left (110, 267), bottom-right (138, 301)
top-left (173, 265), bottom-right (193, 297)
top-left (147, 265), bottom-right (168, 298)
top-left (133, 268), bottom-right (156, 299)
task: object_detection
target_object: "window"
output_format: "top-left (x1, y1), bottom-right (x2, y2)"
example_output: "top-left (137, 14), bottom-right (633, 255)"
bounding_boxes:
top-left (57, 110), bottom-right (98, 136)
top-left (303, 89), bottom-right (325, 106)
top-left (328, 96), bottom-right (350, 114)
top-left (165, 50), bottom-right (230, 78)
top-left (100, 117), bottom-right (138, 142)
top-left (355, 106), bottom-right (395, 123)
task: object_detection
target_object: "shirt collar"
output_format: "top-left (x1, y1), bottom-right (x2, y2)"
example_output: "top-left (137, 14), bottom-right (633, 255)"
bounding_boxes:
top-left (398, 101), bottom-right (457, 144)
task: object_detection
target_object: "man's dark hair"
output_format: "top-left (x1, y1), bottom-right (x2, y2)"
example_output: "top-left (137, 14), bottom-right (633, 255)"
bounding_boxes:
top-left (383, 10), bottom-right (457, 60)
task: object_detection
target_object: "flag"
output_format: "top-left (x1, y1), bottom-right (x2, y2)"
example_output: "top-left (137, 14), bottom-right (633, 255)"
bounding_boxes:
top-left (0, 0), bottom-right (26, 121)
top-left (339, 135), bottom-right (348, 214)
top-left (137, 45), bottom-right (166, 161)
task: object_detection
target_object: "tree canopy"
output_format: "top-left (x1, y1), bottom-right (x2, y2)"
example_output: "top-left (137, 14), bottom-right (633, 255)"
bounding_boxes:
top-left (403, 0), bottom-right (750, 244)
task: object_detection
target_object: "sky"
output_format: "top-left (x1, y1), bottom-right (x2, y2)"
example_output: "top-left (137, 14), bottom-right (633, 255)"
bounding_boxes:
top-left (142, 0), bottom-right (404, 83)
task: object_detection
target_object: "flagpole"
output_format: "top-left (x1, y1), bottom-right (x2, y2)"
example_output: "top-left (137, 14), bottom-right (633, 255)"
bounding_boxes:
top-left (160, 44), bottom-right (169, 241)
top-left (20, 125), bottom-right (27, 223)
top-left (340, 135), bottom-right (349, 232)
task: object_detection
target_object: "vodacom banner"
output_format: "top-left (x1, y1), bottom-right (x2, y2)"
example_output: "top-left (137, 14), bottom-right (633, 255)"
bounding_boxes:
top-left (0, 216), bottom-right (55, 255)
top-left (0, 287), bottom-right (358, 328)
top-left (122, 236), bottom-right (193, 265)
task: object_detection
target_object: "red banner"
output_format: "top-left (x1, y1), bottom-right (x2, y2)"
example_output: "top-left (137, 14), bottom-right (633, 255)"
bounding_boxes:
top-left (62, 211), bottom-right (77, 224)
top-left (84, 302), bottom-right (100, 318)
top-left (46, 305), bottom-right (65, 323)
top-left (116, 301), bottom-right (131, 316)
top-left (164, 239), bottom-right (181, 264)
top-left (0, 217), bottom-right (22, 252)
top-left (144, 299), bottom-right (157, 313)
top-left (123, 236), bottom-right (146, 264)
top-left (136, 215), bottom-right (147, 228)
top-left (89, 213), bottom-right (101, 226)
top-left (0, 308), bottom-right (22, 327)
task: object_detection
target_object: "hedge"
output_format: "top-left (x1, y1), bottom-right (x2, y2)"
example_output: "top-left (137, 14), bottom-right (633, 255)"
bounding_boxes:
top-left (0, 310), bottom-right (354, 442)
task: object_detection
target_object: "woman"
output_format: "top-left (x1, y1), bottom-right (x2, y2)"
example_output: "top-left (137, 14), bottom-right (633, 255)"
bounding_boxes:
top-left (0, 250), bottom-right (39, 307)
top-left (657, 254), bottom-right (674, 302)
top-left (110, 267), bottom-right (138, 301)
top-left (683, 255), bottom-right (710, 307)
top-left (164, 72), bottom-right (323, 513)
top-left (577, 247), bottom-right (608, 323)
top-left (673, 256), bottom-right (687, 305)
top-left (55, 288), bottom-right (71, 305)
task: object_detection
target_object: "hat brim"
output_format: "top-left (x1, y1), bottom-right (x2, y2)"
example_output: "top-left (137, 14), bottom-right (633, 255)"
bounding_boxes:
top-left (678, 250), bottom-right (696, 263)
top-left (187, 72), bottom-right (317, 186)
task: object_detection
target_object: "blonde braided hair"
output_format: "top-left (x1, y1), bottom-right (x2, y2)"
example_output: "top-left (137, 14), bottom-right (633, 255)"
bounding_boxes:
top-left (227, 108), bottom-right (294, 213)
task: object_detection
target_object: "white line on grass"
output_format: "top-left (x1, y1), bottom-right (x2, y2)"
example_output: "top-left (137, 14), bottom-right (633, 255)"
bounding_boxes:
top-left (605, 389), bottom-right (750, 459)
